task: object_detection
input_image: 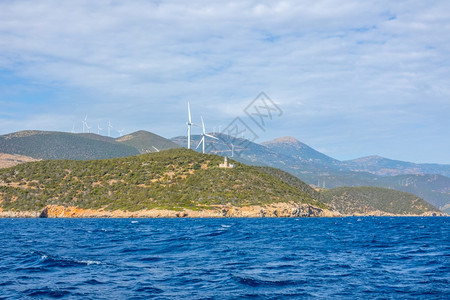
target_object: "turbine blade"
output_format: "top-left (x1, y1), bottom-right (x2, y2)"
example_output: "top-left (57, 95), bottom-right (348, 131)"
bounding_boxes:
top-left (205, 134), bottom-right (218, 140)
top-left (201, 116), bottom-right (205, 134)
top-left (196, 137), bottom-right (204, 149)
top-left (188, 102), bottom-right (192, 123)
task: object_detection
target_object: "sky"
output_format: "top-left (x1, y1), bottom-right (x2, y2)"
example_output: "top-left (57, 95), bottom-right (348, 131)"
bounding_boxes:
top-left (0, 0), bottom-right (449, 164)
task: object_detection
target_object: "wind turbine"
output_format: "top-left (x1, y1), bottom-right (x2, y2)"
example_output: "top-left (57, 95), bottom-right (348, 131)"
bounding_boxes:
top-left (108, 121), bottom-right (113, 137)
top-left (196, 116), bottom-right (218, 154)
top-left (186, 102), bottom-right (198, 149)
top-left (118, 128), bottom-right (125, 136)
top-left (82, 115), bottom-right (88, 133)
top-left (97, 124), bottom-right (103, 135)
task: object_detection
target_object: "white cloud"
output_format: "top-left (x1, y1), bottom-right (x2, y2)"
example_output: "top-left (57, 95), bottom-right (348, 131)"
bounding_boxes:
top-left (0, 0), bottom-right (449, 163)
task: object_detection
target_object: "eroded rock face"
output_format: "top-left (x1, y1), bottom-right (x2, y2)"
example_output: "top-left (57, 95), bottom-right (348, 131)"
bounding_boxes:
top-left (218, 203), bottom-right (336, 218)
top-left (36, 203), bottom-right (340, 218)
top-left (39, 205), bottom-right (82, 218)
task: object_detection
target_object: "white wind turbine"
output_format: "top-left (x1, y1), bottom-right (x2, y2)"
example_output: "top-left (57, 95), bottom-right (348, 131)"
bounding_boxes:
top-left (186, 102), bottom-right (199, 149)
top-left (108, 121), bottom-right (113, 137)
top-left (196, 116), bottom-right (218, 154)
top-left (97, 124), bottom-right (103, 135)
top-left (118, 128), bottom-right (125, 136)
top-left (82, 115), bottom-right (88, 133)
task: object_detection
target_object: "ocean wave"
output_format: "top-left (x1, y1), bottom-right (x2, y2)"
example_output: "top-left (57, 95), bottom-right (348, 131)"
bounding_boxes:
top-left (232, 275), bottom-right (308, 287)
top-left (23, 287), bottom-right (72, 298)
top-left (32, 251), bottom-right (102, 268)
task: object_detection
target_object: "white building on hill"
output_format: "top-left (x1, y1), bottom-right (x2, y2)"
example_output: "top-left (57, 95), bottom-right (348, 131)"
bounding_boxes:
top-left (219, 156), bottom-right (235, 168)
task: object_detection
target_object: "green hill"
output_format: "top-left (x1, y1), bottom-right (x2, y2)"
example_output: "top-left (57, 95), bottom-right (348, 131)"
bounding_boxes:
top-left (320, 186), bottom-right (439, 215)
top-left (0, 149), bottom-right (325, 212)
top-left (116, 130), bottom-right (180, 153)
top-left (256, 166), bottom-right (320, 199)
top-left (0, 148), bottom-right (442, 216)
top-left (0, 131), bottom-right (139, 160)
top-left (255, 168), bottom-right (439, 215)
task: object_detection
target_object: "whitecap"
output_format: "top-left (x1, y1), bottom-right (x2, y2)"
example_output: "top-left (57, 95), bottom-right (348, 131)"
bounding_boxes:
top-left (76, 259), bottom-right (102, 265)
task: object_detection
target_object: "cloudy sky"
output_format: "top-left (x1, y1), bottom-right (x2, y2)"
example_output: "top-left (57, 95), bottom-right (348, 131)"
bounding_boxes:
top-left (1, 0), bottom-right (449, 164)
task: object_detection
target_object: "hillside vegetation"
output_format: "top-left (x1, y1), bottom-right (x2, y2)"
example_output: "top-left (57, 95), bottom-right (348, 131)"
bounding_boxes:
top-left (320, 186), bottom-right (438, 215)
top-left (256, 166), bottom-right (320, 199)
top-left (0, 149), bottom-right (325, 212)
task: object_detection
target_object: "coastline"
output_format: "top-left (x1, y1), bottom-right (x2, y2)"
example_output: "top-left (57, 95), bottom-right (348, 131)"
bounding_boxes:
top-left (0, 204), bottom-right (445, 218)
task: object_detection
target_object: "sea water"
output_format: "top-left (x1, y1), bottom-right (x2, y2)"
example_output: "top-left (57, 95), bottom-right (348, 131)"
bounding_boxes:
top-left (0, 217), bottom-right (448, 299)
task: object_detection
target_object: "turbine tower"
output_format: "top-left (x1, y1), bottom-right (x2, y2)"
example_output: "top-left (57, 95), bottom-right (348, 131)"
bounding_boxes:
top-left (186, 102), bottom-right (198, 149)
top-left (108, 121), bottom-right (113, 137)
top-left (118, 128), bottom-right (124, 136)
top-left (196, 116), bottom-right (218, 154)
top-left (97, 124), bottom-right (103, 135)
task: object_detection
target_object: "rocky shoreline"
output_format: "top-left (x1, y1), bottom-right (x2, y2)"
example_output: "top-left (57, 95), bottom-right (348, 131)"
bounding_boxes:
top-left (1, 203), bottom-right (339, 218)
top-left (0, 203), bottom-right (446, 218)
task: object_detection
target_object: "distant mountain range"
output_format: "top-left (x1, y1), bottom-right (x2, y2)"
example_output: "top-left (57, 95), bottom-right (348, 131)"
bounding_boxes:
top-left (343, 155), bottom-right (450, 177)
top-left (261, 136), bottom-right (340, 167)
top-left (262, 136), bottom-right (450, 177)
top-left (1, 130), bottom-right (449, 213)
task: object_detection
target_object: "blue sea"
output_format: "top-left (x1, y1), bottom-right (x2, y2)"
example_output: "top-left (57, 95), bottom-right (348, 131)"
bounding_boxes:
top-left (0, 217), bottom-right (449, 299)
